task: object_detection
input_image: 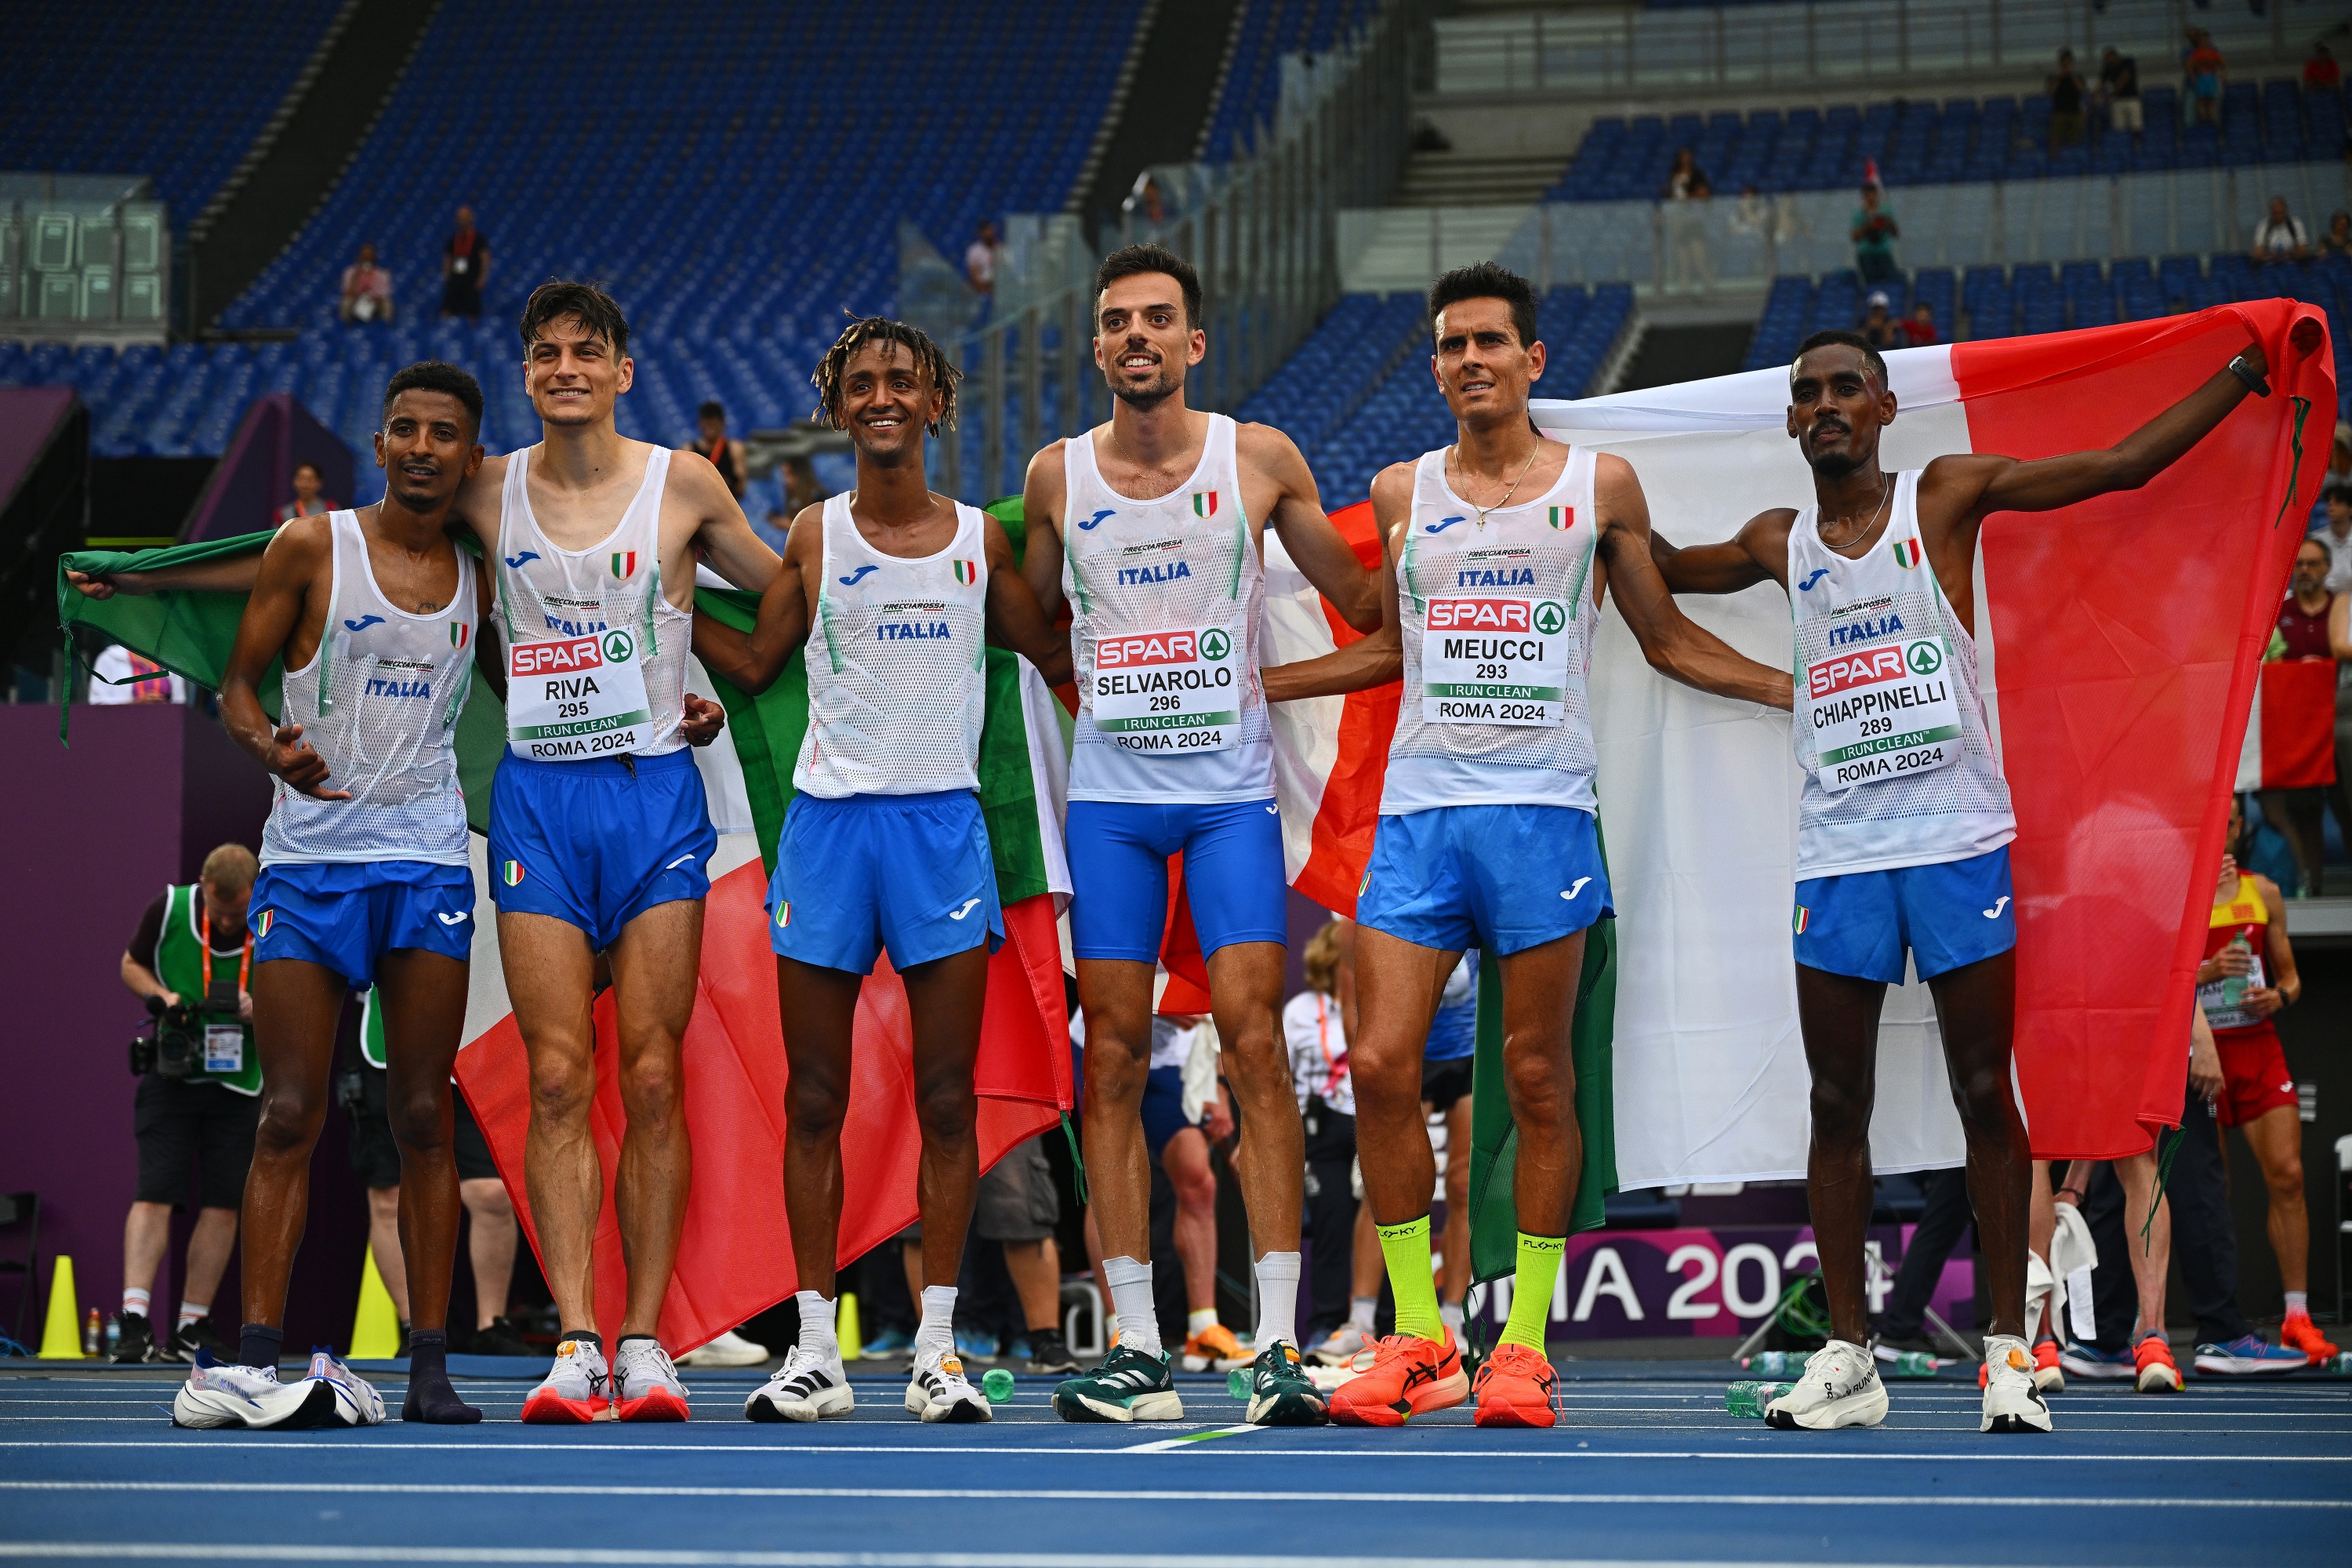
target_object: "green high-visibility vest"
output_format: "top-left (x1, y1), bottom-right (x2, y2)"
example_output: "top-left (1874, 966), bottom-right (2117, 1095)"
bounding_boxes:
top-left (152, 882), bottom-right (261, 1095)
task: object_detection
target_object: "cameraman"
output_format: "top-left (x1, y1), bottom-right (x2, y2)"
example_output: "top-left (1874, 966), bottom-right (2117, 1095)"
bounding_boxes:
top-left (113, 844), bottom-right (260, 1363)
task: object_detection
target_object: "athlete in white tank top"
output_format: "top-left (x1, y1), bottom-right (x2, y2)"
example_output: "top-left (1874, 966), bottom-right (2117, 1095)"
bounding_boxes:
top-left (1650, 327), bottom-right (2274, 1432)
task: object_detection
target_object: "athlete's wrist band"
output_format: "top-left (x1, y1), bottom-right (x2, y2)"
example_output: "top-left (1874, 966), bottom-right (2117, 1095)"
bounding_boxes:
top-left (2228, 354), bottom-right (2272, 397)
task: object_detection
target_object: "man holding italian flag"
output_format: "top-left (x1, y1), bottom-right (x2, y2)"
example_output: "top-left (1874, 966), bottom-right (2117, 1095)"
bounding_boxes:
top-left (1653, 323), bottom-right (2281, 1435)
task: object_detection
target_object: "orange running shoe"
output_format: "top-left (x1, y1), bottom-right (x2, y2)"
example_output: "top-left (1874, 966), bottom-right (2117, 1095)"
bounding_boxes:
top-left (2032, 1338), bottom-right (2065, 1394)
top-left (2280, 1313), bottom-right (2339, 1361)
top-left (1181, 1323), bottom-right (1249, 1372)
top-left (2133, 1334), bottom-right (2183, 1393)
top-left (1472, 1342), bottom-right (1557, 1428)
top-left (1328, 1334), bottom-right (1468, 1427)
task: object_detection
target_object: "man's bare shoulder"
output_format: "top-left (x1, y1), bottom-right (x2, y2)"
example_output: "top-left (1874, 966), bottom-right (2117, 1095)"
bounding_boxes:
top-left (1233, 419), bottom-right (1307, 471)
top-left (266, 511), bottom-right (336, 564)
top-left (1026, 434), bottom-right (1073, 482)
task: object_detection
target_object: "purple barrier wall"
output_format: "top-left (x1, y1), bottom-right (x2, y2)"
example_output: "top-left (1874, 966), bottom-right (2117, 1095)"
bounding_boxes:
top-left (181, 394), bottom-right (354, 544)
top-left (0, 704), bottom-right (368, 1352)
top-left (0, 388), bottom-right (76, 515)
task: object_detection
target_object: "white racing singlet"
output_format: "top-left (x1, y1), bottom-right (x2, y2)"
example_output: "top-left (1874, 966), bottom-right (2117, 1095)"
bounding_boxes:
top-left (1383, 445), bottom-right (1602, 815)
top-left (795, 495), bottom-right (989, 798)
top-left (1062, 413), bottom-right (1269, 803)
top-left (1788, 469), bottom-right (2015, 877)
top-left (494, 445), bottom-right (690, 760)
top-left (262, 510), bottom-right (474, 866)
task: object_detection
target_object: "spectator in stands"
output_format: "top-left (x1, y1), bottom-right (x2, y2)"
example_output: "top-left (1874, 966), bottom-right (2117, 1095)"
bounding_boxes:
top-left (2321, 211), bottom-right (2352, 257)
top-left (338, 244), bottom-right (392, 325)
top-left (439, 205), bottom-right (488, 319)
top-left (1284, 920), bottom-right (1356, 1351)
top-left (1662, 147), bottom-right (1707, 201)
top-left (1860, 291), bottom-right (1902, 350)
top-left (1903, 299), bottom-right (1940, 347)
top-left (2323, 423), bottom-right (2352, 494)
top-left (753, 505), bottom-right (789, 554)
top-left (964, 220), bottom-right (1001, 296)
top-left (2184, 30), bottom-right (2225, 128)
top-left (276, 461), bottom-right (335, 526)
top-left (2100, 47), bottom-right (2143, 143)
top-left (2250, 196), bottom-right (2311, 265)
top-left (89, 642), bottom-right (183, 705)
top-left (1851, 186), bottom-right (1900, 285)
top-left (782, 454), bottom-right (831, 515)
top-left (2258, 536), bottom-right (2350, 896)
top-left (2318, 487), bottom-right (2352, 595)
top-left (2047, 50), bottom-right (2089, 152)
top-left (686, 401), bottom-right (744, 499)
top-left (1663, 148), bottom-right (1712, 296)
top-left (2305, 40), bottom-right (2341, 93)
top-left (109, 844), bottom-right (259, 1366)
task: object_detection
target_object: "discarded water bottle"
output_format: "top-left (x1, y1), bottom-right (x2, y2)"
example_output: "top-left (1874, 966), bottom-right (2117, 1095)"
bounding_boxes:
top-left (2328, 1352), bottom-right (2352, 1377)
top-left (1744, 1350), bottom-right (1807, 1377)
top-left (1725, 1381), bottom-right (1795, 1417)
top-left (1226, 1367), bottom-right (1251, 1399)
top-left (1882, 1351), bottom-right (1938, 1379)
top-left (981, 1367), bottom-right (1016, 1403)
top-left (103, 1316), bottom-right (120, 1358)
top-left (82, 1308), bottom-right (100, 1358)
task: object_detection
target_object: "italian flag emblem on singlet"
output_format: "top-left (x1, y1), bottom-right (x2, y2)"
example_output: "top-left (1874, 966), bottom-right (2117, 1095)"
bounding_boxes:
top-left (449, 622), bottom-right (470, 650)
top-left (775, 901), bottom-right (791, 928)
top-left (1891, 539), bottom-right (1922, 568)
top-left (1192, 492), bottom-right (1219, 518)
top-left (611, 551), bottom-right (638, 579)
top-left (1548, 506), bottom-right (1571, 529)
top-left (1792, 906), bottom-right (1810, 935)
top-left (952, 559), bottom-right (978, 586)
top-left (257, 910), bottom-right (274, 938)
top-left (502, 860), bottom-right (524, 886)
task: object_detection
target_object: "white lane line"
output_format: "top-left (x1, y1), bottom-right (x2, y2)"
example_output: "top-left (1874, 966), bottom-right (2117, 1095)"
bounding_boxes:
top-left (0, 1547), bottom-right (2019, 1567)
top-left (1, 1481), bottom-right (2344, 1508)
top-left (1120, 1425), bottom-right (1271, 1453)
top-left (5, 1434), bottom-right (2352, 1450)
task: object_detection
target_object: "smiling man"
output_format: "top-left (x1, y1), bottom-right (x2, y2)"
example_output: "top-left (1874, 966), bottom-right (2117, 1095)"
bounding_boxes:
top-left (1020, 242), bottom-right (1377, 1425)
top-left (169, 362), bottom-right (495, 1429)
top-left (448, 281), bottom-right (779, 1423)
top-left (1265, 261), bottom-right (1790, 1428)
top-left (1652, 325), bottom-right (2271, 1434)
top-left (691, 317), bottom-right (1068, 1425)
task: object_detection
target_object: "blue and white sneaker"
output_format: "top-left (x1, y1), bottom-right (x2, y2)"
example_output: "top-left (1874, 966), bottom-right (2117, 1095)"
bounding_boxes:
top-left (299, 1348), bottom-right (387, 1427)
top-left (2194, 1335), bottom-right (2310, 1376)
top-left (2058, 1341), bottom-right (2134, 1381)
top-left (172, 1348), bottom-right (381, 1430)
top-left (953, 1328), bottom-right (1000, 1362)
top-left (860, 1324), bottom-right (913, 1359)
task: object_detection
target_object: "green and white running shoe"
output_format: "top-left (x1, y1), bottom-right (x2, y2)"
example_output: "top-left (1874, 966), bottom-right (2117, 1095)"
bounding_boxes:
top-left (1052, 1343), bottom-right (1184, 1423)
top-left (1243, 1340), bottom-right (1328, 1427)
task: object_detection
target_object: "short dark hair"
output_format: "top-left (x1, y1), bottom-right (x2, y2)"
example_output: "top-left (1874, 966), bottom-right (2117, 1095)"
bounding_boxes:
top-left (2326, 484), bottom-right (2352, 507)
top-left (811, 315), bottom-right (961, 434)
top-left (519, 279), bottom-right (630, 361)
top-left (1792, 329), bottom-right (1888, 390)
top-left (1428, 260), bottom-right (1538, 350)
top-left (383, 360), bottom-right (485, 432)
top-left (698, 400), bottom-right (725, 422)
top-left (292, 460), bottom-right (321, 478)
top-left (1094, 242), bottom-right (1202, 329)
top-left (2305, 535), bottom-right (2335, 562)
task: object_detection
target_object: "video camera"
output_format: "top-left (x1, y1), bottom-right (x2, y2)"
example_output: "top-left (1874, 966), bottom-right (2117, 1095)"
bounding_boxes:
top-left (129, 994), bottom-right (233, 1079)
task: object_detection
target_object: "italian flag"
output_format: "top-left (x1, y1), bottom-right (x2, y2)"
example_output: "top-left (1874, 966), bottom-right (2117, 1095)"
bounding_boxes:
top-left (2236, 657), bottom-right (2338, 789)
top-left (57, 531), bottom-right (1076, 1355)
top-left (1260, 299), bottom-right (2327, 1178)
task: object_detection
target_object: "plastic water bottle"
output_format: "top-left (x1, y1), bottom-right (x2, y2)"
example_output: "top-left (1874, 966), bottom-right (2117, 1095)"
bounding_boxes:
top-left (2328, 1352), bottom-right (2352, 1377)
top-left (1725, 1381), bottom-right (1795, 1417)
top-left (1882, 1351), bottom-right (1938, 1379)
top-left (103, 1316), bottom-right (120, 1358)
top-left (1226, 1367), bottom-right (1252, 1399)
top-left (1744, 1350), bottom-right (1807, 1377)
top-left (981, 1367), bottom-right (1015, 1403)
top-left (81, 1308), bottom-right (100, 1358)
top-left (2219, 933), bottom-right (2252, 1014)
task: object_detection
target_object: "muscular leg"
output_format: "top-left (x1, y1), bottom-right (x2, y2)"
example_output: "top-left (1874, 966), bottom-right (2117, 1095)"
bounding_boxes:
top-left (1349, 931), bottom-right (1457, 1230)
top-left (1004, 1236), bottom-right (1062, 1332)
top-left (777, 956), bottom-right (862, 1299)
top-left (460, 1179), bottom-right (517, 1329)
top-left (1491, 933), bottom-right (1588, 1237)
top-left (1075, 958), bottom-right (1157, 1265)
top-left (1793, 964), bottom-right (1889, 1347)
top-left (503, 911), bottom-right (603, 1335)
top-left (123, 1203), bottom-right (171, 1304)
top-left (238, 959), bottom-right (353, 1334)
top-left (180, 1207), bottom-right (238, 1324)
top-left (377, 947), bottom-right (472, 1337)
top-left (1202, 941), bottom-right (1302, 1258)
top-left (604, 898), bottom-right (704, 1338)
top-left (2239, 1105), bottom-right (2311, 1294)
top-left (2111, 1151), bottom-right (2170, 1338)
top-left (901, 945), bottom-right (989, 1292)
top-left (1927, 949), bottom-right (2028, 1342)
top-left (1160, 1127), bottom-right (1221, 1313)
top-left (366, 1188), bottom-right (410, 1320)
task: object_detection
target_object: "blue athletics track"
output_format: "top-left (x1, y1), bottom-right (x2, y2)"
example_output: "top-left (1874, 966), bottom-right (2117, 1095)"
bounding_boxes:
top-left (1, 1359), bottom-right (2346, 1566)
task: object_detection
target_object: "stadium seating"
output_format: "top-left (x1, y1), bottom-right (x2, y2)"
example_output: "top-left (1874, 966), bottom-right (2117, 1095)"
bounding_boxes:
top-left (1200, 0), bottom-right (1383, 162)
top-left (0, 0), bottom-right (343, 225)
top-left (1549, 80), bottom-right (2348, 202)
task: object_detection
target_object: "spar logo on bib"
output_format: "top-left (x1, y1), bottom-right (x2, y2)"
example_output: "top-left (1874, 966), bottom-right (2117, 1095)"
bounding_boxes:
top-left (511, 633), bottom-right (605, 677)
top-left (1808, 644), bottom-right (1911, 700)
top-left (1906, 641), bottom-right (1943, 675)
top-left (1098, 629), bottom-right (1224, 669)
top-left (1426, 598), bottom-right (1566, 634)
top-left (602, 630), bottom-right (634, 665)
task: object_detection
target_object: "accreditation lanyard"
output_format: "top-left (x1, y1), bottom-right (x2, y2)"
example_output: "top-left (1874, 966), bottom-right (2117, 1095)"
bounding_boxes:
top-left (1313, 994), bottom-right (1347, 1090)
top-left (198, 905), bottom-right (252, 1001)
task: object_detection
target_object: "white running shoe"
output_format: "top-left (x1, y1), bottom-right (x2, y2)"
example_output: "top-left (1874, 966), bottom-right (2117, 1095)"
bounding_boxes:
top-left (613, 1338), bottom-right (691, 1421)
top-left (1980, 1334), bottom-right (2055, 1432)
top-left (1763, 1339), bottom-right (1889, 1430)
top-left (905, 1344), bottom-right (993, 1423)
top-left (301, 1348), bottom-right (386, 1427)
top-left (745, 1345), bottom-right (855, 1422)
top-left (1308, 1324), bottom-right (1372, 1367)
top-left (173, 1359), bottom-right (321, 1430)
top-left (521, 1336), bottom-right (611, 1424)
top-left (680, 1329), bottom-right (771, 1368)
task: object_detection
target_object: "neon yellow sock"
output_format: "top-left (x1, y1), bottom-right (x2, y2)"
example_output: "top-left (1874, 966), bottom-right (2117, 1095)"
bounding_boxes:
top-left (1499, 1232), bottom-right (1566, 1352)
top-left (1374, 1215), bottom-right (1445, 1343)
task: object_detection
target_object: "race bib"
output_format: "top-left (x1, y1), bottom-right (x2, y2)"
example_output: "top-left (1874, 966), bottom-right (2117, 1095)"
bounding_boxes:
top-left (506, 629), bottom-right (653, 759)
top-left (204, 1025), bottom-right (243, 1076)
top-left (1091, 626), bottom-right (1240, 753)
top-left (1805, 635), bottom-right (1962, 789)
top-left (1419, 597), bottom-right (1570, 727)
top-left (452, 256), bottom-right (469, 275)
top-left (2195, 950), bottom-right (2267, 1031)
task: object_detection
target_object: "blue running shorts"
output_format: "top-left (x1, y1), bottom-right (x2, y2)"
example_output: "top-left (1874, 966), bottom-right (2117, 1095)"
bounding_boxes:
top-left (1356, 804), bottom-right (1613, 957)
top-left (1793, 844), bottom-right (2016, 984)
top-left (487, 747), bottom-right (717, 951)
top-left (1140, 1065), bottom-right (1200, 1160)
top-left (767, 789), bottom-right (1003, 975)
top-left (251, 860), bottom-right (474, 987)
top-left (1066, 797), bottom-right (1289, 962)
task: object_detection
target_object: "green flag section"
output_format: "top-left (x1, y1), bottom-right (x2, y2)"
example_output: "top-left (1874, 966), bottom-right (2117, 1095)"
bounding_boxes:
top-left (58, 531), bottom-right (288, 718)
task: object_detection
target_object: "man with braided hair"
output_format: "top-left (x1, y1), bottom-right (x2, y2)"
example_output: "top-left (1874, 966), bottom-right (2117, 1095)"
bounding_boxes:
top-left (693, 316), bottom-right (1069, 1424)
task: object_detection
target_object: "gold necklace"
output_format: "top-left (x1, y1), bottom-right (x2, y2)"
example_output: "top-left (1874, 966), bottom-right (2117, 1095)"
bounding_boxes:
top-left (1817, 471), bottom-right (1890, 551)
top-left (1450, 441), bottom-right (1542, 529)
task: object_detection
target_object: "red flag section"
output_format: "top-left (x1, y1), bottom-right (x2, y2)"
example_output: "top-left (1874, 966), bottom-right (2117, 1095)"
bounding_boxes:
top-left (456, 862), bottom-right (1069, 1353)
top-left (1958, 300), bottom-right (2330, 1158)
top-left (1279, 499), bottom-right (1397, 920)
top-left (2242, 659), bottom-right (2340, 789)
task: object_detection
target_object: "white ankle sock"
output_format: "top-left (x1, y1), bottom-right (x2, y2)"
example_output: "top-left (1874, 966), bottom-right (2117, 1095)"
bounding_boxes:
top-left (122, 1288), bottom-right (151, 1321)
top-left (1253, 1251), bottom-right (1301, 1351)
top-left (916, 1286), bottom-right (958, 1358)
top-left (1103, 1256), bottom-right (1161, 1357)
top-left (1186, 1306), bottom-right (1219, 1336)
top-left (2285, 1290), bottom-right (2309, 1318)
top-left (176, 1301), bottom-right (208, 1330)
top-left (1348, 1295), bottom-right (1376, 1332)
top-left (1439, 1301), bottom-right (1465, 1336)
top-left (794, 1291), bottom-right (839, 1363)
